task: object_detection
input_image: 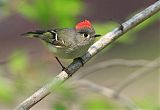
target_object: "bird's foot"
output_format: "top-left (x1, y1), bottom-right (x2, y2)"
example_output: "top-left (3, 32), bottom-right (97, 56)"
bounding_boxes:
top-left (73, 57), bottom-right (85, 66)
top-left (119, 24), bottom-right (124, 31)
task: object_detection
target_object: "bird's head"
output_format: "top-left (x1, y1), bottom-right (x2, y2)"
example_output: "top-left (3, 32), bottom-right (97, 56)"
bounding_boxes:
top-left (74, 20), bottom-right (101, 46)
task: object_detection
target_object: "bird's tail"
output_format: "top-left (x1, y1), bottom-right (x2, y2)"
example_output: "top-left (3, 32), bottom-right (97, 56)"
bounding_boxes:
top-left (21, 30), bottom-right (46, 37)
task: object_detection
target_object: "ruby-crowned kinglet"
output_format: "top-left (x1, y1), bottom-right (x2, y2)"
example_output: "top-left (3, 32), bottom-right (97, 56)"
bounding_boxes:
top-left (23, 20), bottom-right (101, 71)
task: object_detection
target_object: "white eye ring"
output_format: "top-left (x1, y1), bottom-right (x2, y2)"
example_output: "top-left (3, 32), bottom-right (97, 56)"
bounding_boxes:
top-left (83, 33), bottom-right (90, 38)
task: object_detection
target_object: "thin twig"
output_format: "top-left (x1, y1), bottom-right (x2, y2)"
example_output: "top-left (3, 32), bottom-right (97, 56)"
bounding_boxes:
top-left (76, 79), bottom-right (142, 110)
top-left (75, 59), bottom-right (153, 79)
top-left (14, 1), bottom-right (160, 110)
top-left (115, 57), bottom-right (160, 93)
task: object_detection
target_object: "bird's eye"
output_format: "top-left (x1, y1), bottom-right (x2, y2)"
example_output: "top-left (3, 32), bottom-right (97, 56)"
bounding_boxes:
top-left (83, 33), bottom-right (90, 38)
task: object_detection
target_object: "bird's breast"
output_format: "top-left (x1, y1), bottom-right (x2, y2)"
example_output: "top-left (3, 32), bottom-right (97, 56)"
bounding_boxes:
top-left (47, 44), bottom-right (91, 59)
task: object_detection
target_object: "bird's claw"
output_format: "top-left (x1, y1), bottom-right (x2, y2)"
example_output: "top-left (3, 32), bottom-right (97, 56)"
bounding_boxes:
top-left (119, 24), bottom-right (124, 31)
top-left (74, 57), bottom-right (85, 66)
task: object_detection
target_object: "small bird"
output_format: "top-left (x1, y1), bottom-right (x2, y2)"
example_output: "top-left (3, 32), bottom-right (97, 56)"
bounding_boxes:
top-left (23, 20), bottom-right (101, 72)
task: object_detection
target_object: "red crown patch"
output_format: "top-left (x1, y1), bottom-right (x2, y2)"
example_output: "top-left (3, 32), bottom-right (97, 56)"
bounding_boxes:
top-left (75, 20), bottom-right (92, 29)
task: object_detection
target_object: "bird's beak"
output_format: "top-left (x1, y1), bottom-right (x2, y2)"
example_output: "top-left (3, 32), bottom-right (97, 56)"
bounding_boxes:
top-left (94, 34), bottom-right (101, 37)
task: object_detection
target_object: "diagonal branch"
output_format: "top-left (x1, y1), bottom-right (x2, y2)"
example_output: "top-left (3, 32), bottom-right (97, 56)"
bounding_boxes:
top-left (14, 1), bottom-right (160, 110)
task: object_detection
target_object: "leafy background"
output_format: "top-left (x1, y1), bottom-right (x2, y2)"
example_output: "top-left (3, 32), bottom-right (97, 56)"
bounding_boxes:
top-left (0, 0), bottom-right (159, 110)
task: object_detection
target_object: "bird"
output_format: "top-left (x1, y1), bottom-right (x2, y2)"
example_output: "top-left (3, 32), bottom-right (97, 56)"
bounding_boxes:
top-left (22, 20), bottom-right (101, 72)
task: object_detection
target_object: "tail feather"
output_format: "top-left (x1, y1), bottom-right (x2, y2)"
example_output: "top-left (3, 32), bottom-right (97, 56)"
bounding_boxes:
top-left (21, 30), bottom-right (46, 37)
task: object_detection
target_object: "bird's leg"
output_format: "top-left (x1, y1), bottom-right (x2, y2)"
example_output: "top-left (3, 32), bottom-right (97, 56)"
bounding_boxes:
top-left (55, 57), bottom-right (65, 69)
top-left (73, 57), bottom-right (85, 66)
top-left (55, 57), bottom-right (69, 73)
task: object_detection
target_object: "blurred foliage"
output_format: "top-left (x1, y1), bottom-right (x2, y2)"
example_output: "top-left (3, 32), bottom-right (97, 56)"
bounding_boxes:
top-left (17, 0), bottom-right (83, 27)
top-left (7, 50), bottom-right (30, 93)
top-left (53, 102), bottom-right (67, 110)
top-left (0, 76), bottom-right (14, 103)
top-left (94, 21), bottom-right (119, 39)
top-left (56, 84), bottom-right (76, 100)
top-left (0, 0), bottom-right (10, 20)
top-left (136, 97), bottom-right (160, 110)
top-left (82, 97), bottom-right (117, 110)
top-left (8, 50), bottom-right (28, 74)
top-left (0, 0), bottom-right (159, 109)
top-left (0, 49), bottom-right (52, 105)
top-left (52, 85), bottom-right (118, 110)
top-left (52, 84), bottom-right (76, 110)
